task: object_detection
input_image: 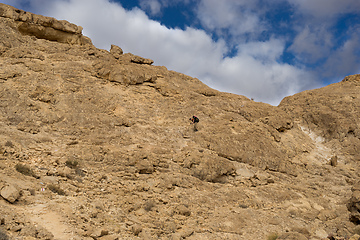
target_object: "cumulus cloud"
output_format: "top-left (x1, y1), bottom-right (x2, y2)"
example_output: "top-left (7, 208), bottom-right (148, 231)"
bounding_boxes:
top-left (288, 0), bottom-right (360, 19)
top-left (286, 0), bottom-right (360, 81)
top-left (322, 30), bottom-right (360, 78)
top-left (289, 25), bottom-right (334, 64)
top-left (139, 0), bottom-right (162, 16)
top-left (196, 0), bottom-right (265, 41)
top-left (138, 0), bottom-right (193, 17)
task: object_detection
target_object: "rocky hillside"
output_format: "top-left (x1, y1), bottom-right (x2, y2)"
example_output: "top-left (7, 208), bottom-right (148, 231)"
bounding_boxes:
top-left (0, 3), bottom-right (359, 240)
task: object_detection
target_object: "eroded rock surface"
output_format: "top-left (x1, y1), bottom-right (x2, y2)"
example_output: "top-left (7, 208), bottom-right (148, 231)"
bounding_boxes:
top-left (0, 3), bottom-right (360, 240)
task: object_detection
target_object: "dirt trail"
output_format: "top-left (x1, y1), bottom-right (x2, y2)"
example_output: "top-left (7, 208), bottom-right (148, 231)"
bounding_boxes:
top-left (25, 203), bottom-right (76, 240)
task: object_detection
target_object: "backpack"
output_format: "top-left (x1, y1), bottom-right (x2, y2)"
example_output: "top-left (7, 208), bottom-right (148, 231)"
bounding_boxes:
top-left (193, 116), bottom-right (199, 123)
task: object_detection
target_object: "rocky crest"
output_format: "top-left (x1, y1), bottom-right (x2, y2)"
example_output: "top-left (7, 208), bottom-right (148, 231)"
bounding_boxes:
top-left (0, 3), bottom-right (91, 45)
top-left (0, 3), bottom-right (359, 240)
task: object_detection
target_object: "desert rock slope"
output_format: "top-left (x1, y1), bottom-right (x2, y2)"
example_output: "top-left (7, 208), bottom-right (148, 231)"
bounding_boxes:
top-left (0, 3), bottom-right (359, 240)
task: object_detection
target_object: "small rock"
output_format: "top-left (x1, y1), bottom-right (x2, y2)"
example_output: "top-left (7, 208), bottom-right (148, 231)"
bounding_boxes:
top-left (131, 224), bottom-right (142, 236)
top-left (329, 155), bottom-right (338, 167)
top-left (110, 44), bottom-right (123, 59)
top-left (20, 225), bottom-right (37, 238)
top-left (290, 227), bottom-right (310, 238)
top-left (267, 178), bottom-right (275, 184)
top-left (136, 161), bottom-right (154, 174)
top-left (36, 226), bottom-right (54, 240)
top-left (353, 182), bottom-right (360, 192)
top-left (41, 176), bottom-right (58, 185)
top-left (171, 229), bottom-right (194, 240)
top-left (131, 55), bottom-right (154, 65)
top-left (98, 234), bottom-right (119, 240)
top-left (349, 234), bottom-right (360, 240)
top-left (1, 184), bottom-right (20, 203)
top-left (171, 232), bottom-right (182, 240)
top-left (90, 229), bottom-right (108, 238)
top-left (23, 237), bottom-right (37, 240)
top-left (56, 166), bottom-right (73, 178)
top-left (179, 229), bottom-right (194, 238)
top-left (100, 229), bottom-right (109, 237)
top-left (138, 228), bottom-right (152, 240)
top-left (317, 209), bottom-right (338, 221)
top-left (175, 205), bottom-right (191, 216)
top-left (0, 163), bottom-right (6, 170)
top-left (314, 229), bottom-right (328, 239)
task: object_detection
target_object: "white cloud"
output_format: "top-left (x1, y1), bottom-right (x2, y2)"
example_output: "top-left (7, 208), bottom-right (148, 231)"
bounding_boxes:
top-left (139, 0), bottom-right (162, 16)
top-left (288, 0), bottom-right (360, 18)
top-left (138, 0), bottom-right (193, 16)
top-left (322, 30), bottom-right (360, 78)
top-left (286, 0), bottom-right (360, 80)
top-left (238, 38), bottom-right (285, 63)
top-left (196, 0), bottom-right (265, 39)
top-left (289, 25), bottom-right (334, 63)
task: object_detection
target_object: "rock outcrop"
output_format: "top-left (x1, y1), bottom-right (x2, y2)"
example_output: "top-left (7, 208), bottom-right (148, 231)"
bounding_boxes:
top-left (348, 181), bottom-right (360, 224)
top-left (0, 3), bottom-right (91, 45)
top-left (279, 74), bottom-right (360, 162)
top-left (0, 3), bottom-right (359, 240)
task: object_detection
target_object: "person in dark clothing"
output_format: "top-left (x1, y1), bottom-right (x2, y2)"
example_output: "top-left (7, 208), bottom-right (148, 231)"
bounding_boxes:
top-left (189, 115), bottom-right (199, 131)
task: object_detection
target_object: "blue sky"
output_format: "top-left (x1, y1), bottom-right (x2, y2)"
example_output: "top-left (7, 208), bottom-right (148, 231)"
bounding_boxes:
top-left (2, 0), bottom-right (360, 105)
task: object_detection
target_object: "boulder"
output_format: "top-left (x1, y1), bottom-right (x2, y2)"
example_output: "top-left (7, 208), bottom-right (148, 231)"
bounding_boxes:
top-left (0, 184), bottom-right (20, 203)
top-left (110, 44), bottom-right (123, 59)
top-left (131, 55), bottom-right (154, 65)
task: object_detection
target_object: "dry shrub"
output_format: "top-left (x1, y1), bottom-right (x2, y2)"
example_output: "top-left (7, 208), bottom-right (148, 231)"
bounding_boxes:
top-left (48, 184), bottom-right (66, 196)
top-left (65, 159), bottom-right (79, 169)
top-left (0, 228), bottom-right (9, 240)
top-left (143, 200), bottom-right (156, 211)
top-left (4, 141), bottom-right (13, 147)
top-left (15, 164), bottom-right (38, 178)
top-left (267, 233), bottom-right (278, 240)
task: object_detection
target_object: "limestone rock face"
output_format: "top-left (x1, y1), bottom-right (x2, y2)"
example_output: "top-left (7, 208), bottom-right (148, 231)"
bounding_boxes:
top-left (0, 3), bottom-right (360, 240)
top-left (279, 75), bottom-right (360, 162)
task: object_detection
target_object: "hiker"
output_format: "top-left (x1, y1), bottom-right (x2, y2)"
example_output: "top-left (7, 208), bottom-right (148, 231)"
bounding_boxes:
top-left (189, 115), bottom-right (199, 131)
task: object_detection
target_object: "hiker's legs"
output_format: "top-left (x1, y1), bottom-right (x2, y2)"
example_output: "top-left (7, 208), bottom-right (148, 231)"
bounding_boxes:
top-left (193, 122), bottom-right (198, 131)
